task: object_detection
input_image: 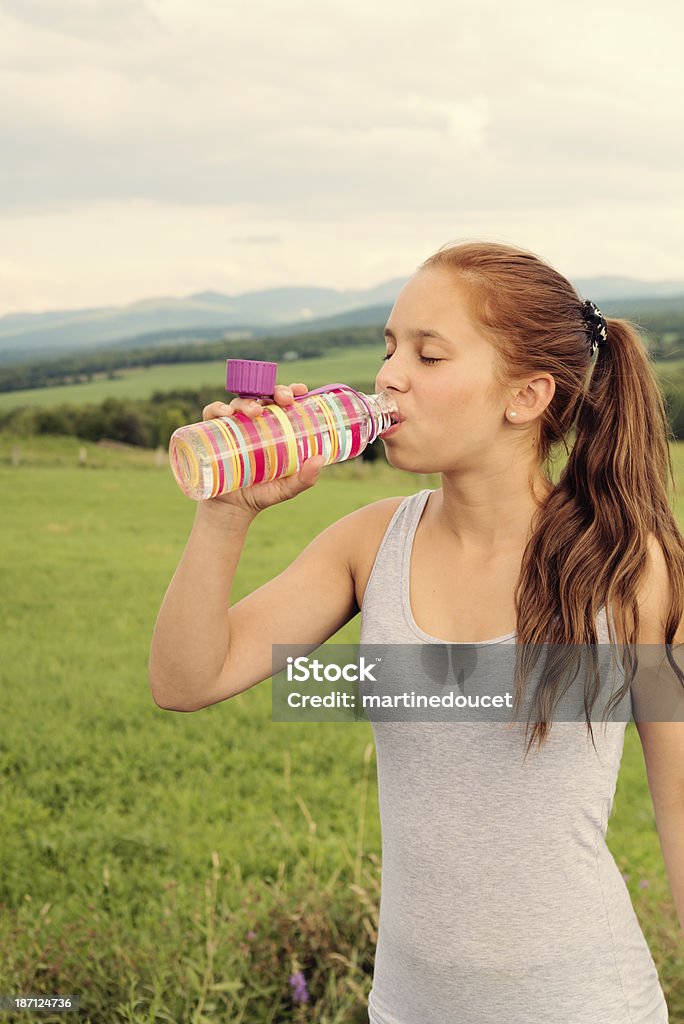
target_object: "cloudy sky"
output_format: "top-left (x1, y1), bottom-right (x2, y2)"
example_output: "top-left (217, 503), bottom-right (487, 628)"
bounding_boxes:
top-left (1, 0), bottom-right (682, 315)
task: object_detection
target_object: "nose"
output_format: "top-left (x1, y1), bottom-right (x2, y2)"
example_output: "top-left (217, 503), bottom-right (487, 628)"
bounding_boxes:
top-left (375, 352), bottom-right (410, 394)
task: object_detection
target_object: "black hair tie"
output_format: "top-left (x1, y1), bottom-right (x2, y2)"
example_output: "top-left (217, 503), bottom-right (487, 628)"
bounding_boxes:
top-left (580, 299), bottom-right (608, 358)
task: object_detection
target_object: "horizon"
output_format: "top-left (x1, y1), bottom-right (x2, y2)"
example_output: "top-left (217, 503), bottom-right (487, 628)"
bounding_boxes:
top-left (3, 269), bottom-right (684, 322)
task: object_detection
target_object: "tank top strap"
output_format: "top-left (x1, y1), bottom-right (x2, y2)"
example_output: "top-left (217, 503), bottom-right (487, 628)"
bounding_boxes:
top-left (360, 489), bottom-right (433, 645)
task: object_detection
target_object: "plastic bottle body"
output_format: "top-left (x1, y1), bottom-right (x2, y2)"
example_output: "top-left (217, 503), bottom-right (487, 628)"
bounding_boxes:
top-left (169, 385), bottom-right (396, 500)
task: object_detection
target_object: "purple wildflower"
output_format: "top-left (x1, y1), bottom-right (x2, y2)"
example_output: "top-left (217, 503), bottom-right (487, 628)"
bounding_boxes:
top-left (621, 872), bottom-right (630, 882)
top-left (289, 970), bottom-right (309, 1003)
top-left (638, 879), bottom-right (650, 889)
top-left (246, 930), bottom-right (257, 940)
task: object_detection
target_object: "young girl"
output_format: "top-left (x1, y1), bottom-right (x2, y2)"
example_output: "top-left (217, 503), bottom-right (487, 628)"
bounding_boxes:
top-left (149, 241), bottom-right (684, 1023)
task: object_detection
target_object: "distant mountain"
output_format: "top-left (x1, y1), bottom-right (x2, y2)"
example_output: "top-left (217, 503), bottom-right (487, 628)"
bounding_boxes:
top-left (259, 303), bottom-right (395, 335)
top-left (574, 277), bottom-right (684, 300)
top-left (0, 279), bottom-right (407, 361)
top-left (0, 275), bottom-right (682, 363)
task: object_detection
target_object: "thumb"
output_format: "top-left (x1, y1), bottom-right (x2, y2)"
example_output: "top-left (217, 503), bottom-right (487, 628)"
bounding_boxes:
top-left (273, 454), bottom-right (325, 502)
top-left (299, 454), bottom-right (327, 484)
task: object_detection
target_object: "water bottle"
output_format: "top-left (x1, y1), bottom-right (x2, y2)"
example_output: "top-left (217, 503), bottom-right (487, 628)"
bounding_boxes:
top-left (168, 359), bottom-right (399, 500)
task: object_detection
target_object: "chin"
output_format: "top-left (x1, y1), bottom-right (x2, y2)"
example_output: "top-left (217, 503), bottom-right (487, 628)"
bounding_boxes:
top-left (383, 449), bottom-right (437, 475)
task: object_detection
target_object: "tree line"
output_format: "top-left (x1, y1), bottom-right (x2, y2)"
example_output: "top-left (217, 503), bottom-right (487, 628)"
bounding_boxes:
top-left (0, 384), bottom-right (389, 458)
top-left (2, 314), bottom-right (684, 395)
top-left (1, 367), bottom-right (684, 450)
top-left (0, 327), bottom-right (384, 394)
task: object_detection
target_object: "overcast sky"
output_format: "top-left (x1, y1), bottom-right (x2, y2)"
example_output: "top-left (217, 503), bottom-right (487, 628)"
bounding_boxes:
top-left (1, 0), bottom-right (682, 315)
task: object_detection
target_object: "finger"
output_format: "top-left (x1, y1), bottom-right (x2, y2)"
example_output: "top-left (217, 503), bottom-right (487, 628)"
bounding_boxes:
top-left (289, 382), bottom-right (308, 395)
top-left (298, 454), bottom-right (327, 483)
top-left (271, 458), bottom-right (325, 502)
top-left (237, 398), bottom-right (265, 416)
top-left (272, 384), bottom-right (295, 405)
top-left (202, 401), bottom-right (234, 421)
top-left (203, 398), bottom-right (262, 421)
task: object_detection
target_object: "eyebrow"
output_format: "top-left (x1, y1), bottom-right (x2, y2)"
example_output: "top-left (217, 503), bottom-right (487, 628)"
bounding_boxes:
top-left (383, 327), bottom-right (452, 343)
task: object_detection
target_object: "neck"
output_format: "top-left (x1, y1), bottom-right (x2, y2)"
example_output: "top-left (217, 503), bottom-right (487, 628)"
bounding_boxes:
top-left (434, 470), bottom-right (554, 558)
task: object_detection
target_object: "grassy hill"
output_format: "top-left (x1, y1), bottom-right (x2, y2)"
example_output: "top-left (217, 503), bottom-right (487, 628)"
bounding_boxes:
top-left (0, 438), bottom-right (683, 1021)
top-left (2, 347), bottom-right (684, 417)
top-left (0, 348), bottom-right (388, 413)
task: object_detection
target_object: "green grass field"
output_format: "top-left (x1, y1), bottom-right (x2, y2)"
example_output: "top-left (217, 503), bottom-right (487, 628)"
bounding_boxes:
top-left (0, 436), bottom-right (682, 1022)
top-left (0, 349), bottom-right (387, 413)
top-left (2, 347), bottom-right (683, 414)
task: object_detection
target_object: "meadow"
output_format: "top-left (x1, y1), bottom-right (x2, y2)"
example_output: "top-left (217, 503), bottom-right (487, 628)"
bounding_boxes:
top-left (2, 346), bottom-right (684, 413)
top-left (0, 349), bottom-right (388, 413)
top-left (0, 434), bottom-right (683, 1023)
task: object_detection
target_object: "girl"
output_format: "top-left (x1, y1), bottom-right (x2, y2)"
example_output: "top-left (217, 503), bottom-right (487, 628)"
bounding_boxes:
top-left (149, 241), bottom-right (684, 1023)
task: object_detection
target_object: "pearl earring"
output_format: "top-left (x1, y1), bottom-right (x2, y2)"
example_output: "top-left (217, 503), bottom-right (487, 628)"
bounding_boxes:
top-left (508, 410), bottom-right (518, 419)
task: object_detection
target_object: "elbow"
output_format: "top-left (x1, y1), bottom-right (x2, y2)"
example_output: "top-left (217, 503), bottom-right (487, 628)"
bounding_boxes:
top-left (148, 667), bottom-right (204, 713)
top-left (151, 690), bottom-right (203, 713)
top-left (147, 652), bottom-right (235, 711)
top-left (151, 692), bottom-right (193, 713)
top-left (149, 683), bottom-right (185, 712)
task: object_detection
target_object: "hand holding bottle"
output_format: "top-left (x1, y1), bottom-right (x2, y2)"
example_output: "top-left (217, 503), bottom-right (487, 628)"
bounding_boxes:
top-left (198, 382), bottom-right (327, 515)
top-left (168, 359), bottom-right (398, 505)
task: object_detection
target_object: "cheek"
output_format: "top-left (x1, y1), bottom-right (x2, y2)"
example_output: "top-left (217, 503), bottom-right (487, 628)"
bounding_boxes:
top-left (433, 384), bottom-right (476, 416)
top-left (440, 371), bottom-right (498, 414)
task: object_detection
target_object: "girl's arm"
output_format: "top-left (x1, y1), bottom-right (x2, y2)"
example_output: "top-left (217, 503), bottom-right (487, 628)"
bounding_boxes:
top-left (148, 497), bottom-right (368, 712)
top-left (636, 720), bottom-right (684, 934)
top-left (632, 535), bottom-right (684, 934)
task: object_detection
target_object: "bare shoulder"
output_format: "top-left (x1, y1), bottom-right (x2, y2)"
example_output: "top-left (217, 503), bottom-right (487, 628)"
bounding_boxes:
top-left (610, 532), bottom-right (684, 646)
top-left (631, 536), bottom-right (684, 774)
top-left (641, 532), bottom-right (684, 643)
top-left (335, 495), bottom-right (406, 609)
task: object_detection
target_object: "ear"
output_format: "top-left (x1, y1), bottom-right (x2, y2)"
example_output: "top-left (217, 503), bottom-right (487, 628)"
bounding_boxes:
top-left (510, 373), bottom-right (555, 421)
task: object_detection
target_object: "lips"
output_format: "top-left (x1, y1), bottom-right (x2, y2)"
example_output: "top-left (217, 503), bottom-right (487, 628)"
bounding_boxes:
top-left (379, 413), bottom-right (405, 438)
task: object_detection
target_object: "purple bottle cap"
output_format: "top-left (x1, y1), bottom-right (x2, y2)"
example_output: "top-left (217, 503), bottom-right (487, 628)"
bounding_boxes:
top-left (226, 359), bottom-right (278, 398)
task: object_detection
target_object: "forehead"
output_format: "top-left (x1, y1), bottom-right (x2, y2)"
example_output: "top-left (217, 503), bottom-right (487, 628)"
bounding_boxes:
top-left (385, 268), bottom-right (477, 337)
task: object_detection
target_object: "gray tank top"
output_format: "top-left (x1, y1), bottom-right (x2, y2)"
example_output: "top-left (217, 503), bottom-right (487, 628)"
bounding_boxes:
top-left (359, 489), bottom-right (669, 1024)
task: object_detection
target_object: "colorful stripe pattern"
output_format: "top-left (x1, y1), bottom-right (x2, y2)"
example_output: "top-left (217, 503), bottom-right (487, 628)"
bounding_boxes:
top-left (169, 386), bottom-right (374, 500)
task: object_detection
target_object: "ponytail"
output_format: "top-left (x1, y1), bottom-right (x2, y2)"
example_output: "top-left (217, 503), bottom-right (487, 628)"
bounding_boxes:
top-left (420, 241), bottom-right (684, 755)
top-left (516, 316), bottom-right (684, 754)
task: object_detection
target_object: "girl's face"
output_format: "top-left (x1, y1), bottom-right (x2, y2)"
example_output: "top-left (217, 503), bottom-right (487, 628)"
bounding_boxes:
top-left (374, 267), bottom-right (512, 476)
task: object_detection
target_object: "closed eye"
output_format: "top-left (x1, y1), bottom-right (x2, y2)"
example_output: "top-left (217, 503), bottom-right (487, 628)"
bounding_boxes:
top-left (381, 353), bottom-right (442, 365)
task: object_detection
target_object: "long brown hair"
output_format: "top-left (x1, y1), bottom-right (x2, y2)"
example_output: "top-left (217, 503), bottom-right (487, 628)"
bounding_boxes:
top-left (420, 240), bottom-right (684, 755)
